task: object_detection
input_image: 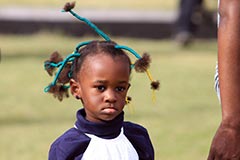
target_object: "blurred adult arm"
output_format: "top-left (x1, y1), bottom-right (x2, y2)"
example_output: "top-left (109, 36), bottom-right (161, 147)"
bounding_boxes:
top-left (208, 0), bottom-right (240, 159)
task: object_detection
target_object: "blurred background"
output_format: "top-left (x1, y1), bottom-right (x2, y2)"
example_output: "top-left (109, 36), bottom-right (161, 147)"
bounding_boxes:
top-left (0, 0), bottom-right (219, 159)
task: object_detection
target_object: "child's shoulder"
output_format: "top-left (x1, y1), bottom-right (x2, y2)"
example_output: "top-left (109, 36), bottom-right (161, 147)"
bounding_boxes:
top-left (55, 127), bottom-right (88, 141)
top-left (123, 121), bottom-right (149, 135)
top-left (123, 121), bottom-right (154, 160)
top-left (49, 128), bottom-right (90, 159)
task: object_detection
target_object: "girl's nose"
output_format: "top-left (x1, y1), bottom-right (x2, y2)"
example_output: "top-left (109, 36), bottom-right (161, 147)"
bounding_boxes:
top-left (104, 90), bottom-right (117, 103)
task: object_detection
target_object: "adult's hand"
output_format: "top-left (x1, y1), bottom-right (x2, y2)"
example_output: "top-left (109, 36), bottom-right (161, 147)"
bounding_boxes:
top-left (208, 122), bottom-right (240, 160)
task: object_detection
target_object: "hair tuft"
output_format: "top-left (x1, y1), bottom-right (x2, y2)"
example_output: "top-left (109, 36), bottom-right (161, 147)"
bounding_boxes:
top-left (44, 51), bottom-right (63, 76)
top-left (134, 53), bottom-right (151, 72)
top-left (151, 80), bottom-right (160, 90)
top-left (58, 63), bottom-right (72, 84)
top-left (48, 84), bottom-right (69, 101)
top-left (63, 1), bottom-right (76, 12)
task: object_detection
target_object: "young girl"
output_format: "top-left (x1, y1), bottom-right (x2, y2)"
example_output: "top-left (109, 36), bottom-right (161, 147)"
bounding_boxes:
top-left (44, 2), bottom-right (159, 160)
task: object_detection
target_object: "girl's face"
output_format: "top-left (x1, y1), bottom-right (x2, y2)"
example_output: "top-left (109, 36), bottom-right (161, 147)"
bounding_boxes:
top-left (71, 53), bottom-right (130, 123)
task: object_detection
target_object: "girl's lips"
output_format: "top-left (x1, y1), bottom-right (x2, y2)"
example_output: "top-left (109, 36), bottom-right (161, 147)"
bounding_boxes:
top-left (102, 107), bottom-right (118, 114)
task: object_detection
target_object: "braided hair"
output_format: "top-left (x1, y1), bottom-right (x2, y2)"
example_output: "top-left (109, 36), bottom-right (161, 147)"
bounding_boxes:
top-left (44, 40), bottom-right (132, 101)
top-left (44, 2), bottom-right (160, 101)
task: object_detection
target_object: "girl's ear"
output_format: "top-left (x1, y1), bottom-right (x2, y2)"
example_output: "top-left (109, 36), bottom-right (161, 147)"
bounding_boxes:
top-left (126, 83), bottom-right (131, 92)
top-left (127, 83), bottom-right (131, 90)
top-left (70, 79), bottom-right (82, 99)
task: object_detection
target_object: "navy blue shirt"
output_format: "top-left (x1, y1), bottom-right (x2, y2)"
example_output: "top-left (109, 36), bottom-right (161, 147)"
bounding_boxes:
top-left (49, 109), bottom-right (154, 160)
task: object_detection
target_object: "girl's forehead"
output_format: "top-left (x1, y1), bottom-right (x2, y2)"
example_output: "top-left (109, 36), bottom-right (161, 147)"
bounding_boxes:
top-left (79, 54), bottom-right (130, 82)
top-left (77, 52), bottom-right (131, 80)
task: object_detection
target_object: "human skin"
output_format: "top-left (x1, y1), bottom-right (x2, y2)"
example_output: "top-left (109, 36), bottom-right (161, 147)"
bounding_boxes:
top-left (70, 53), bottom-right (131, 123)
top-left (207, 0), bottom-right (240, 159)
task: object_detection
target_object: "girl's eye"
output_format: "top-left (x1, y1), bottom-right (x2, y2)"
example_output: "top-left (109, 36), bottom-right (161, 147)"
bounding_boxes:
top-left (116, 87), bottom-right (126, 92)
top-left (96, 85), bottom-right (106, 92)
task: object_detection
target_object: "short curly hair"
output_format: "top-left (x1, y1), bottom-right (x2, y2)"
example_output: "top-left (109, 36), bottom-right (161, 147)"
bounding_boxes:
top-left (44, 40), bottom-right (132, 101)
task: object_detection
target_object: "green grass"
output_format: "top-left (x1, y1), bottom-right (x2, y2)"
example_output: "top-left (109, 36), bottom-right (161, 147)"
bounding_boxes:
top-left (0, 33), bottom-right (220, 160)
top-left (0, 0), bottom-right (217, 11)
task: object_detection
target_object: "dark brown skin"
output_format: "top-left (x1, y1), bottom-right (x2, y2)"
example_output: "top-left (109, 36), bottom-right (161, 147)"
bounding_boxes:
top-left (70, 53), bottom-right (130, 123)
top-left (207, 0), bottom-right (240, 159)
